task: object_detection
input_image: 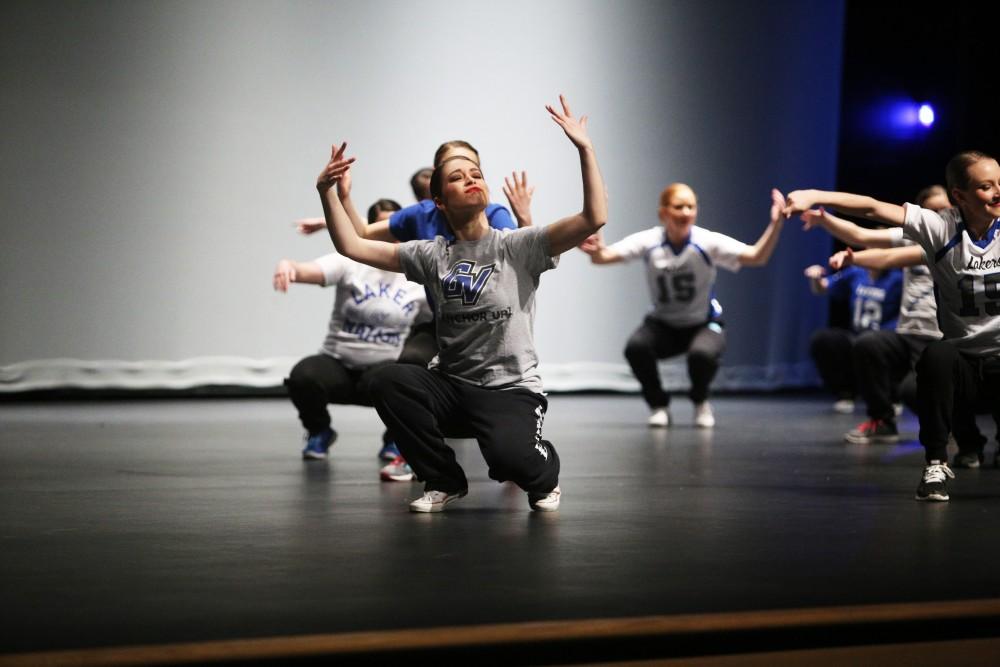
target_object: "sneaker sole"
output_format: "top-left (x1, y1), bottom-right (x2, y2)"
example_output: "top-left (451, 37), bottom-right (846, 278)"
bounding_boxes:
top-left (844, 435), bottom-right (899, 445)
top-left (530, 500), bottom-right (561, 512)
top-left (302, 451), bottom-right (328, 461)
top-left (381, 472), bottom-right (415, 482)
top-left (409, 491), bottom-right (467, 513)
top-left (915, 492), bottom-right (949, 502)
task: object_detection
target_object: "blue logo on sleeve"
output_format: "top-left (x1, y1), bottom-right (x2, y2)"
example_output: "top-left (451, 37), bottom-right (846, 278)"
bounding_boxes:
top-left (442, 261), bottom-right (496, 306)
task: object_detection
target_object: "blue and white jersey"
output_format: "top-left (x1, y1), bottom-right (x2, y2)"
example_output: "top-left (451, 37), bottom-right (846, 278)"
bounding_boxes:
top-left (826, 266), bottom-right (903, 333)
top-left (608, 225), bottom-right (748, 327)
top-left (903, 204), bottom-right (1000, 357)
top-left (314, 253), bottom-right (431, 368)
top-left (388, 199), bottom-right (515, 242)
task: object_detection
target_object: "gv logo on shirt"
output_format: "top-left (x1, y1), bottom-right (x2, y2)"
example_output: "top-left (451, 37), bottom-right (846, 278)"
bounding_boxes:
top-left (442, 260), bottom-right (495, 306)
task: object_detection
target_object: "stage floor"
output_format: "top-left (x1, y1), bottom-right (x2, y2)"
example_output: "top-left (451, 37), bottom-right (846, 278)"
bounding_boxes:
top-left (2, 394), bottom-right (1000, 655)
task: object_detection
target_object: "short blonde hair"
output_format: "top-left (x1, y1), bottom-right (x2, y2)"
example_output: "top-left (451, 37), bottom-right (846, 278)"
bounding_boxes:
top-left (659, 183), bottom-right (696, 208)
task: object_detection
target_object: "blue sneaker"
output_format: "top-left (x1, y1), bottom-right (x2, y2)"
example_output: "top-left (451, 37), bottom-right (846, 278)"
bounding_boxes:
top-left (378, 440), bottom-right (401, 461)
top-left (302, 428), bottom-right (336, 460)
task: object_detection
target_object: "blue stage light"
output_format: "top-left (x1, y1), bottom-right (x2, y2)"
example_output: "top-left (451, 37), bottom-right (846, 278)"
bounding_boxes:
top-left (918, 104), bottom-right (935, 127)
top-left (860, 96), bottom-right (935, 141)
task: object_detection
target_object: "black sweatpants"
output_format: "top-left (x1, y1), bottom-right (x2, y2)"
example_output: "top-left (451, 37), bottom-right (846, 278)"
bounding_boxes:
top-left (624, 317), bottom-right (725, 408)
top-left (369, 365), bottom-right (560, 495)
top-left (397, 320), bottom-right (437, 367)
top-left (285, 354), bottom-right (389, 438)
top-left (915, 340), bottom-right (1000, 463)
top-left (810, 328), bottom-right (856, 400)
top-left (852, 330), bottom-right (928, 422)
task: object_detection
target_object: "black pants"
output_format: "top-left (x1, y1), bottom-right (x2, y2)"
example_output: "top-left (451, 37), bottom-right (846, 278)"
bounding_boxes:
top-left (285, 354), bottom-right (390, 439)
top-left (852, 331), bottom-right (928, 422)
top-left (624, 317), bottom-right (725, 408)
top-left (810, 328), bottom-right (856, 400)
top-left (397, 320), bottom-right (437, 367)
top-left (915, 340), bottom-right (1000, 463)
top-left (369, 365), bottom-right (560, 495)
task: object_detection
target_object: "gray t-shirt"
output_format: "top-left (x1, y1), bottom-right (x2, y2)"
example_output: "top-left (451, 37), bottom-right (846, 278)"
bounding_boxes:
top-left (397, 226), bottom-right (558, 393)
top-left (313, 253), bottom-right (430, 369)
top-left (886, 227), bottom-right (941, 341)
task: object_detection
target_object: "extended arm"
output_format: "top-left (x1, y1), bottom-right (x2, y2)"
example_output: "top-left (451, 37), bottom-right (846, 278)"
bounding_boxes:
top-left (503, 171), bottom-right (535, 228)
top-left (543, 95), bottom-right (608, 256)
top-left (800, 207), bottom-right (895, 248)
top-left (803, 264), bottom-right (829, 295)
top-left (784, 189), bottom-right (905, 226)
top-left (739, 189), bottom-right (786, 267)
top-left (578, 231), bottom-right (624, 264)
top-left (272, 259), bottom-right (325, 292)
top-left (830, 245), bottom-right (924, 271)
top-left (335, 169), bottom-right (367, 234)
top-left (295, 168), bottom-right (395, 242)
top-left (336, 168), bottom-right (396, 241)
top-left (316, 143), bottom-right (401, 272)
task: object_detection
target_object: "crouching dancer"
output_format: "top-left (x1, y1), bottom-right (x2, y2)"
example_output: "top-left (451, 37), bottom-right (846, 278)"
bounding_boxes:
top-left (316, 96), bottom-right (607, 512)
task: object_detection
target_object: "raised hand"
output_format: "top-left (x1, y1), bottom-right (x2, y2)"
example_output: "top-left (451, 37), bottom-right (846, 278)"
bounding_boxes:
top-left (337, 167), bottom-right (353, 200)
top-left (799, 207), bottom-right (829, 231)
top-left (316, 142), bottom-right (356, 193)
top-left (782, 189), bottom-right (818, 219)
top-left (273, 259), bottom-right (296, 292)
top-left (295, 217), bottom-right (326, 235)
top-left (803, 264), bottom-right (826, 280)
top-left (546, 94), bottom-right (592, 151)
top-left (578, 232), bottom-right (604, 255)
top-left (829, 247), bottom-right (855, 271)
top-left (502, 170), bottom-right (535, 227)
top-left (770, 188), bottom-right (787, 224)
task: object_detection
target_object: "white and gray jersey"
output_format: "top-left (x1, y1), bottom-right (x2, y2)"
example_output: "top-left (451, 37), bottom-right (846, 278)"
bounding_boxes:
top-left (398, 226), bottom-right (557, 393)
top-left (608, 225), bottom-right (748, 327)
top-left (903, 204), bottom-right (1000, 357)
top-left (314, 253), bottom-right (431, 369)
top-left (886, 227), bottom-right (942, 340)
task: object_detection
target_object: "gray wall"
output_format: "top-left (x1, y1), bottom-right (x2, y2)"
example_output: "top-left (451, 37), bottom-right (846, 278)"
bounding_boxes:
top-left (0, 0), bottom-right (843, 390)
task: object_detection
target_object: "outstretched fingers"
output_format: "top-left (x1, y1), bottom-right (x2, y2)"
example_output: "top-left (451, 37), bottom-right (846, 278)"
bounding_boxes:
top-left (317, 141), bottom-right (356, 190)
top-left (546, 94), bottom-right (592, 149)
top-left (770, 188), bottom-right (787, 222)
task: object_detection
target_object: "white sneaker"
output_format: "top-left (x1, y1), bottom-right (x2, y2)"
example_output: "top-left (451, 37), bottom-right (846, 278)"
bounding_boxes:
top-left (833, 399), bottom-right (856, 414)
top-left (408, 488), bottom-right (467, 513)
top-left (893, 403), bottom-right (904, 417)
top-left (694, 402), bottom-right (715, 428)
top-left (648, 408), bottom-right (670, 428)
top-left (528, 486), bottom-right (561, 512)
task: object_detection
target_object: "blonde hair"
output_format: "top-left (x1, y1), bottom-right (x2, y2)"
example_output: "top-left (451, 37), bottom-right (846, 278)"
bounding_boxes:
top-left (945, 150), bottom-right (995, 205)
top-left (659, 183), bottom-right (696, 208)
top-left (433, 140), bottom-right (479, 168)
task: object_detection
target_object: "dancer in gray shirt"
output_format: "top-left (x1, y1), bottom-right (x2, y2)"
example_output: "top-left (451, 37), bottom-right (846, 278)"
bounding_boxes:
top-left (316, 95), bottom-right (607, 512)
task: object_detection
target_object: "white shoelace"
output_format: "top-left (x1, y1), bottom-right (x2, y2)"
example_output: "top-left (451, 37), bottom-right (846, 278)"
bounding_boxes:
top-left (923, 463), bottom-right (955, 484)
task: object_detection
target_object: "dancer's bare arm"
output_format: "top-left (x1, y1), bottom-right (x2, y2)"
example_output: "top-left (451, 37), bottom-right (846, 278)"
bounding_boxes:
top-left (316, 143), bottom-right (401, 272)
top-left (543, 95), bottom-right (608, 256)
